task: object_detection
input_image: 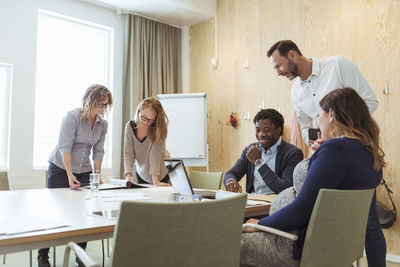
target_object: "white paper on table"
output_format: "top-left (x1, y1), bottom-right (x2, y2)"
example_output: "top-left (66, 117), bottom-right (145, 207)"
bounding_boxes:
top-left (145, 187), bottom-right (174, 192)
top-left (0, 191), bottom-right (18, 195)
top-left (215, 190), bottom-right (271, 207)
top-left (215, 190), bottom-right (237, 199)
top-left (100, 192), bottom-right (148, 198)
top-left (246, 200), bottom-right (272, 207)
top-left (100, 192), bottom-right (152, 202)
top-left (0, 216), bottom-right (68, 235)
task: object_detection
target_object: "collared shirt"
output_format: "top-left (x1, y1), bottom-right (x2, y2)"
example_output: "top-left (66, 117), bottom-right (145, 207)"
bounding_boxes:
top-left (291, 55), bottom-right (378, 142)
top-left (48, 108), bottom-right (107, 174)
top-left (253, 137), bottom-right (282, 195)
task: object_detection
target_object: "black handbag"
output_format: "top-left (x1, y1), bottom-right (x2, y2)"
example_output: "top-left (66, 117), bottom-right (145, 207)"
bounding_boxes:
top-left (376, 178), bottom-right (397, 229)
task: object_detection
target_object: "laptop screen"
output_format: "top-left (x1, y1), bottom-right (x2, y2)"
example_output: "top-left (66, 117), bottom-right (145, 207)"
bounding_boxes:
top-left (164, 159), bottom-right (194, 195)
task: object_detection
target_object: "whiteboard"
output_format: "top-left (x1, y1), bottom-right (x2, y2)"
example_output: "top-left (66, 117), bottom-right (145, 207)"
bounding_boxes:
top-left (157, 93), bottom-right (207, 164)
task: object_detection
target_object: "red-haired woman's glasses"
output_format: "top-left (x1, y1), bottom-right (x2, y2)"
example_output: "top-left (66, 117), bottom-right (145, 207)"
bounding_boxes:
top-left (140, 114), bottom-right (155, 124)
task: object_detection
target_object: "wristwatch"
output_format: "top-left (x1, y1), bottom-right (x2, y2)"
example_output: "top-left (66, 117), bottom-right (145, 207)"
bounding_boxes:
top-left (255, 159), bottom-right (263, 167)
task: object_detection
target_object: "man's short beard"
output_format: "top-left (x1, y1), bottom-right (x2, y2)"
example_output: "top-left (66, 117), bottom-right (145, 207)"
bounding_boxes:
top-left (287, 59), bottom-right (299, 80)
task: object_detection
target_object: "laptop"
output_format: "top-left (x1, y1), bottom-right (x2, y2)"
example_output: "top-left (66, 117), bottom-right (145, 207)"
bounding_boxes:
top-left (164, 159), bottom-right (216, 199)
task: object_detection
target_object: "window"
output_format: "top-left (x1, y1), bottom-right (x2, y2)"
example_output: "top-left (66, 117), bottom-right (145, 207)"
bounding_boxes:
top-left (33, 9), bottom-right (114, 169)
top-left (0, 63), bottom-right (12, 171)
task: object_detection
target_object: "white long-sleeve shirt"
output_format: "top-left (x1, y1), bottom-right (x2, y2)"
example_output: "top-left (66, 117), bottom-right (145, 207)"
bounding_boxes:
top-left (291, 55), bottom-right (378, 142)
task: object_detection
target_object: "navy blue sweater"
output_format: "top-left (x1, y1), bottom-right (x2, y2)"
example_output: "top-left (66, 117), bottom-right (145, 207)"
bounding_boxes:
top-left (224, 140), bottom-right (303, 194)
top-left (258, 138), bottom-right (382, 260)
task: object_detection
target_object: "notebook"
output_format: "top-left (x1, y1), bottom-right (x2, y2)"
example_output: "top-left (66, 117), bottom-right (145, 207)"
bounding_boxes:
top-left (82, 179), bottom-right (151, 190)
top-left (164, 159), bottom-right (216, 199)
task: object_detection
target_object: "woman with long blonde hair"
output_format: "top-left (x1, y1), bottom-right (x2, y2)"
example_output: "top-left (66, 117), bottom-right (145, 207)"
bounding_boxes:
top-left (241, 88), bottom-right (386, 267)
top-left (39, 84), bottom-right (112, 267)
top-left (124, 97), bottom-right (169, 186)
top-left (47, 84), bottom-right (112, 187)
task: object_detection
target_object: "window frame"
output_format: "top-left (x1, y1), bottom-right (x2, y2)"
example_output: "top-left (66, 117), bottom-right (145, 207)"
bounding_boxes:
top-left (0, 62), bottom-right (13, 171)
top-left (33, 9), bottom-right (114, 170)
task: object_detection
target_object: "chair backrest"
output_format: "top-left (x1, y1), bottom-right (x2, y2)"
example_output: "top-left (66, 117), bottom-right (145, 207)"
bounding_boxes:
top-left (189, 171), bottom-right (223, 190)
top-left (45, 170), bottom-right (49, 188)
top-left (111, 193), bottom-right (247, 267)
top-left (300, 188), bottom-right (374, 267)
top-left (0, 171), bottom-right (10, 191)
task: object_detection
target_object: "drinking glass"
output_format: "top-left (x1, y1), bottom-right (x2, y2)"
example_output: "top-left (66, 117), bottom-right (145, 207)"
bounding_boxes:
top-left (90, 173), bottom-right (101, 197)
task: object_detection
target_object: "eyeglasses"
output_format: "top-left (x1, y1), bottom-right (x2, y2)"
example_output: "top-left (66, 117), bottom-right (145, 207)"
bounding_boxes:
top-left (97, 103), bottom-right (109, 108)
top-left (140, 114), bottom-right (155, 124)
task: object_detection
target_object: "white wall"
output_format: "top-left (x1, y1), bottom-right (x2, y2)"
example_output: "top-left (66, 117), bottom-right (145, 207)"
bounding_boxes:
top-left (0, 0), bottom-right (124, 189)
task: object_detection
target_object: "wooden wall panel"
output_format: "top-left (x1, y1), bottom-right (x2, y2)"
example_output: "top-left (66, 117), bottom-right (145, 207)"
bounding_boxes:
top-left (190, 0), bottom-right (400, 255)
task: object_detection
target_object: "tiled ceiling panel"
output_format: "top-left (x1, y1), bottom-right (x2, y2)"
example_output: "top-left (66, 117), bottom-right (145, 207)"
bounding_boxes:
top-left (88, 0), bottom-right (216, 27)
top-left (159, 7), bottom-right (211, 27)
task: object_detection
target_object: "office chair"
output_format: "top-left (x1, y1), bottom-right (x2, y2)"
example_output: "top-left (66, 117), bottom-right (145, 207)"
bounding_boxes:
top-left (243, 188), bottom-right (374, 267)
top-left (64, 193), bottom-right (247, 267)
top-left (189, 170), bottom-right (223, 190)
top-left (0, 171), bottom-right (9, 191)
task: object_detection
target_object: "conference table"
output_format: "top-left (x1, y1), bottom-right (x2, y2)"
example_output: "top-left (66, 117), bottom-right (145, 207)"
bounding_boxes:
top-left (0, 186), bottom-right (273, 255)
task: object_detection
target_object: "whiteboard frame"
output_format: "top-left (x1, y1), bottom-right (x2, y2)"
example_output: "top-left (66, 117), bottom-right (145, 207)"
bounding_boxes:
top-left (157, 93), bottom-right (208, 169)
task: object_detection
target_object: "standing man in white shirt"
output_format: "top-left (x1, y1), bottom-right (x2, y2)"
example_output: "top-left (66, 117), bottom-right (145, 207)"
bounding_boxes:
top-left (267, 40), bottom-right (378, 146)
top-left (267, 40), bottom-right (382, 267)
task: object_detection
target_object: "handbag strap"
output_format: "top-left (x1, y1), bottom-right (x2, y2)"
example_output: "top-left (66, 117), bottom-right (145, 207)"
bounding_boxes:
top-left (381, 178), bottom-right (397, 211)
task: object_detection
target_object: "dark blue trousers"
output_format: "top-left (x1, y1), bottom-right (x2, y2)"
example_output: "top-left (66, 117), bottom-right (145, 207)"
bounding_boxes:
top-left (39, 163), bottom-right (91, 257)
top-left (365, 193), bottom-right (387, 267)
top-left (47, 162), bottom-right (91, 188)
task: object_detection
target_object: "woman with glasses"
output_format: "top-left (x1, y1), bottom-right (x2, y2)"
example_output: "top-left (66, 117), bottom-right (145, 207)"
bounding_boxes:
top-left (38, 84), bottom-right (112, 267)
top-left (124, 97), bottom-right (170, 186)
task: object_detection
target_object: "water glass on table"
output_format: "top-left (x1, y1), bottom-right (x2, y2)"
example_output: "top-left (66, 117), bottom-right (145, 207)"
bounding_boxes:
top-left (90, 173), bottom-right (101, 197)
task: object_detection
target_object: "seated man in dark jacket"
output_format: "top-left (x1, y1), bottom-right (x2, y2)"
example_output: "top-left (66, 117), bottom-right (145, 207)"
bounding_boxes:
top-left (224, 109), bottom-right (303, 194)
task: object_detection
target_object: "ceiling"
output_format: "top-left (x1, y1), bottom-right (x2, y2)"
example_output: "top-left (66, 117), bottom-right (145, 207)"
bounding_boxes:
top-left (86, 0), bottom-right (216, 27)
